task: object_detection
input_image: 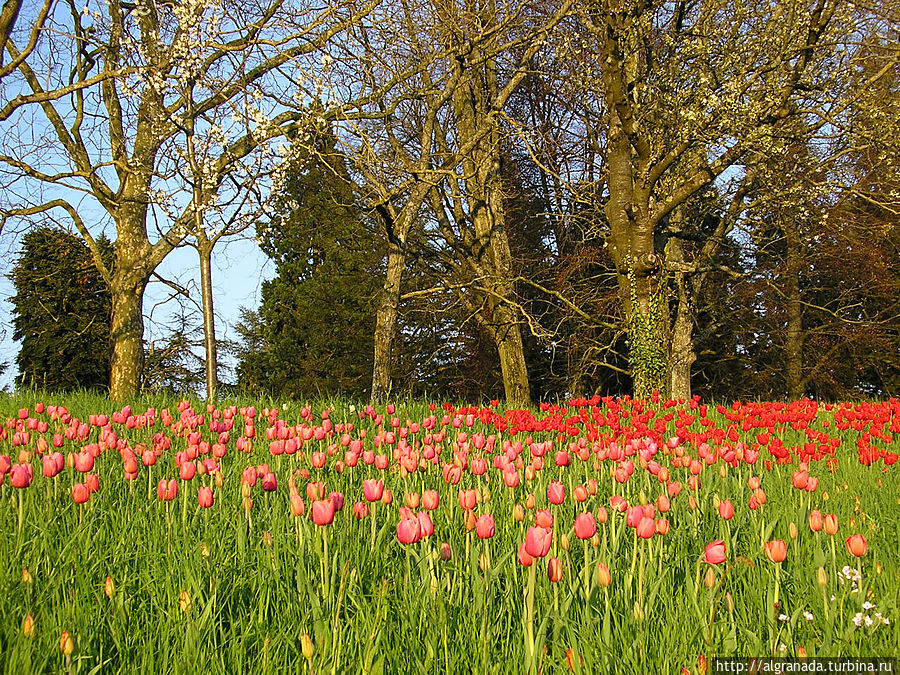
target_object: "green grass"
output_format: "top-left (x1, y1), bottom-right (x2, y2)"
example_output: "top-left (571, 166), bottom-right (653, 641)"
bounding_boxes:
top-left (0, 392), bottom-right (897, 673)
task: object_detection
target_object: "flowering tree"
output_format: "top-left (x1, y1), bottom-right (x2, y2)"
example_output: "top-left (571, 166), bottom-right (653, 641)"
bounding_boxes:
top-left (0, 0), bottom-right (375, 398)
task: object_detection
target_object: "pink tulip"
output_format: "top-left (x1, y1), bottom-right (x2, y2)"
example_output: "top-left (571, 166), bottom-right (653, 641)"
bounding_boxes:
top-left (74, 451), bottom-right (94, 473)
top-left (363, 479), bottom-right (384, 502)
top-left (718, 500), bottom-right (735, 520)
top-left (636, 516), bottom-right (655, 539)
top-left (353, 501), bottom-right (369, 519)
top-left (290, 493), bottom-right (305, 517)
top-left (198, 486), bottom-right (214, 508)
top-left (703, 540), bottom-right (726, 565)
top-left (475, 514), bottom-right (495, 539)
top-left (547, 481), bottom-right (565, 505)
top-left (535, 509), bottom-right (553, 529)
top-left (311, 499), bottom-right (335, 526)
top-left (261, 472), bottom-right (277, 491)
top-left (42, 455), bottom-right (61, 478)
top-left (396, 517), bottom-right (421, 545)
top-left (422, 490), bottom-right (440, 510)
top-left (517, 542), bottom-right (534, 567)
top-left (808, 510), bottom-right (824, 532)
top-left (157, 479), bottom-right (178, 501)
top-left (525, 526), bottom-right (552, 558)
top-left (573, 513), bottom-right (596, 540)
top-left (417, 511), bottom-right (434, 538)
top-left (179, 461), bottom-right (196, 481)
top-left (458, 489), bottom-right (477, 511)
top-left (86, 473), bottom-right (99, 493)
top-left (329, 491), bottom-right (344, 511)
top-left (9, 464), bottom-right (33, 488)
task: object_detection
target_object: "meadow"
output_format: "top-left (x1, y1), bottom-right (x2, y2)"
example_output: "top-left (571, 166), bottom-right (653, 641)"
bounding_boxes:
top-left (0, 393), bottom-right (897, 674)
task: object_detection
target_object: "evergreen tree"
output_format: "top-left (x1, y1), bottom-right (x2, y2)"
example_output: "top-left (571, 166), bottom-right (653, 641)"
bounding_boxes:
top-left (237, 134), bottom-right (382, 398)
top-left (9, 227), bottom-right (114, 391)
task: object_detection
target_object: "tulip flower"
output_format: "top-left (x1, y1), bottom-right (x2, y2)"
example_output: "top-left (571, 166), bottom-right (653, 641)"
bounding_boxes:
top-left (596, 562), bottom-right (611, 587)
top-left (422, 490), bottom-right (439, 510)
top-left (764, 540), bottom-right (787, 563)
top-left (517, 542), bottom-right (534, 567)
top-left (547, 557), bottom-right (563, 582)
top-left (396, 517), bottom-right (421, 545)
top-left (9, 464), bottom-right (33, 488)
top-left (363, 479), bottom-right (384, 502)
top-left (475, 514), bottom-right (495, 539)
top-left (846, 534), bottom-right (867, 557)
top-left (535, 509), bottom-right (553, 529)
top-left (352, 501), bottom-right (369, 519)
top-left (198, 487), bottom-right (214, 508)
top-left (311, 499), bottom-right (335, 526)
top-left (547, 481), bottom-right (565, 505)
top-left (289, 493), bottom-right (305, 517)
top-left (262, 472), bottom-right (277, 492)
top-left (573, 513), bottom-right (596, 540)
top-left (718, 500), bottom-right (735, 520)
top-left (157, 479), bottom-right (177, 501)
top-left (824, 514), bottom-right (839, 535)
top-left (703, 540), bottom-right (726, 565)
top-left (636, 517), bottom-right (655, 539)
top-left (524, 526), bottom-right (552, 558)
top-left (72, 483), bottom-right (90, 504)
top-left (417, 511), bottom-right (434, 538)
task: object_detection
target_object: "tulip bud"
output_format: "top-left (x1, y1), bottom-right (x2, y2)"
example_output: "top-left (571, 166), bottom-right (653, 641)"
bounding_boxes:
top-left (240, 482), bottom-right (252, 499)
top-left (22, 568), bottom-right (32, 585)
top-left (704, 567), bottom-right (716, 589)
top-left (789, 522), bottom-right (799, 540)
top-left (300, 633), bottom-right (314, 661)
top-left (479, 552), bottom-right (489, 572)
top-left (633, 600), bottom-right (644, 622)
top-left (513, 504), bottom-right (525, 522)
top-left (464, 509), bottom-right (477, 532)
top-left (23, 613), bottom-right (35, 639)
top-left (60, 631), bottom-right (74, 656)
top-left (797, 646), bottom-right (807, 660)
top-left (179, 589), bottom-right (191, 613)
top-left (591, 533), bottom-right (601, 548)
top-left (104, 576), bottom-right (115, 598)
top-left (817, 567), bottom-right (828, 587)
top-left (439, 542), bottom-right (452, 561)
top-left (725, 592), bottom-right (734, 612)
top-left (560, 533), bottom-right (570, 552)
top-left (596, 562), bottom-right (611, 587)
top-left (718, 464), bottom-right (727, 479)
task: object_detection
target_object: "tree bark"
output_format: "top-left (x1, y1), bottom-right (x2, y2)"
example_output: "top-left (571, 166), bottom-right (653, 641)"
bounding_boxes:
top-left (371, 242), bottom-right (406, 404)
top-left (198, 234), bottom-right (218, 401)
top-left (784, 217), bottom-right (804, 399)
top-left (109, 273), bottom-right (148, 401)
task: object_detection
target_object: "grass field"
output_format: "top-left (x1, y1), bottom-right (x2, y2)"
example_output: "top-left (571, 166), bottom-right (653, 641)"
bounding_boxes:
top-left (0, 392), bottom-right (897, 674)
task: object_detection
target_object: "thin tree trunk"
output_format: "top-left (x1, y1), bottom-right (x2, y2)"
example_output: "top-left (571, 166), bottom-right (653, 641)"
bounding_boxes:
top-left (784, 217), bottom-right (803, 400)
top-left (198, 234), bottom-right (218, 401)
top-left (371, 243), bottom-right (406, 403)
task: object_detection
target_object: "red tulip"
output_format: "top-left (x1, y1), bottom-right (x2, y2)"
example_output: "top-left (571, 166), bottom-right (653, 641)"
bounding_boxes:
top-left (846, 534), bottom-right (867, 557)
top-left (289, 493), bottom-right (305, 517)
top-left (517, 542), bottom-right (533, 567)
top-left (157, 479), bottom-right (177, 501)
top-left (86, 473), bottom-right (99, 493)
top-left (74, 451), bottom-right (94, 473)
top-left (72, 483), bottom-right (90, 503)
top-left (573, 513), bottom-right (596, 540)
top-left (703, 540), bottom-right (726, 565)
top-left (179, 461), bottom-right (196, 481)
top-left (261, 472), bottom-right (277, 491)
top-left (475, 514), bottom-right (495, 539)
top-left (525, 526), bottom-right (552, 558)
top-left (655, 518), bottom-right (670, 535)
top-left (547, 557), bottom-right (562, 582)
top-left (353, 501), bottom-right (369, 519)
top-left (198, 486), bottom-right (214, 508)
top-left (417, 511), bottom-right (434, 538)
top-left (458, 489), bottom-right (477, 511)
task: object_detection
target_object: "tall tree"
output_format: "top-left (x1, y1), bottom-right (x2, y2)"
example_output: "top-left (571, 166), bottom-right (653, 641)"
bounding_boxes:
top-left (237, 133), bottom-right (381, 398)
top-left (9, 227), bottom-right (113, 391)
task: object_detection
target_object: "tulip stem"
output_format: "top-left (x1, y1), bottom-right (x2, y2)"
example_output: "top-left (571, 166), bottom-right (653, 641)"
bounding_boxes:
top-left (583, 540), bottom-right (591, 604)
top-left (323, 527), bottom-right (330, 599)
top-left (370, 503), bottom-right (377, 551)
top-left (525, 563), bottom-right (536, 674)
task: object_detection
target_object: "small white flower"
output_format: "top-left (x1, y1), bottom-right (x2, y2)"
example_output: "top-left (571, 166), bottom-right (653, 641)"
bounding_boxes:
top-left (830, 595), bottom-right (837, 602)
top-left (864, 616), bottom-right (875, 627)
top-left (852, 612), bottom-right (864, 627)
top-left (778, 643), bottom-right (787, 653)
top-left (803, 611), bottom-right (814, 621)
top-left (778, 614), bottom-right (789, 622)
top-left (863, 601), bottom-right (875, 610)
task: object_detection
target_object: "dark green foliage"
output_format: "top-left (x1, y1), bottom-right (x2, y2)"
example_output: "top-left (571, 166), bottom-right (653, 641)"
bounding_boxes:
top-left (9, 227), bottom-right (114, 391)
top-left (237, 135), bottom-right (382, 399)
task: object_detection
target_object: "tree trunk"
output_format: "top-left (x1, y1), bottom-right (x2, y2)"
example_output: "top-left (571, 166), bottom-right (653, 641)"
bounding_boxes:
top-left (784, 217), bottom-right (804, 400)
top-left (109, 274), bottom-right (147, 401)
top-left (665, 215), bottom-right (695, 401)
top-left (371, 243), bottom-right (406, 403)
top-left (198, 235), bottom-right (218, 401)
